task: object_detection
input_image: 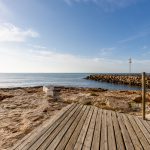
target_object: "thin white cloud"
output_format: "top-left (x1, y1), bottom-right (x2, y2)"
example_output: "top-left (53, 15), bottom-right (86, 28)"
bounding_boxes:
top-left (64, 0), bottom-right (72, 5)
top-left (0, 46), bottom-right (126, 73)
top-left (142, 45), bottom-right (148, 50)
top-left (134, 59), bottom-right (150, 64)
top-left (99, 47), bottom-right (115, 57)
top-left (0, 23), bottom-right (39, 42)
top-left (64, 0), bottom-right (140, 11)
top-left (27, 48), bottom-right (149, 73)
top-left (0, 45), bottom-right (149, 73)
top-left (142, 51), bottom-right (150, 57)
top-left (0, 1), bottom-right (11, 19)
top-left (132, 59), bottom-right (150, 72)
top-left (28, 44), bottom-right (47, 49)
top-left (118, 31), bottom-right (150, 43)
top-left (28, 50), bottom-right (125, 72)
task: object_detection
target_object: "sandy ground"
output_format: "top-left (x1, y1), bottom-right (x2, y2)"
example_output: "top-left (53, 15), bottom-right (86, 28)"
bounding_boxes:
top-left (0, 86), bottom-right (150, 150)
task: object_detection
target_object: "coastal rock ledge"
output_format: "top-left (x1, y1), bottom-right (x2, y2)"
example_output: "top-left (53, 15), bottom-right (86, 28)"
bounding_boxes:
top-left (85, 74), bottom-right (150, 88)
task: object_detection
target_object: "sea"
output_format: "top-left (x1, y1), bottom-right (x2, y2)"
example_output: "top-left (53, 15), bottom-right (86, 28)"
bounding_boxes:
top-left (0, 73), bottom-right (141, 90)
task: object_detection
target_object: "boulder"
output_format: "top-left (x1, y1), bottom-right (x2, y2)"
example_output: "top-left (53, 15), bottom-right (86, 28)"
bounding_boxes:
top-left (78, 97), bottom-right (92, 105)
top-left (132, 95), bottom-right (142, 103)
top-left (106, 98), bottom-right (130, 111)
top-left (132, 94), bottom-right (150, 103)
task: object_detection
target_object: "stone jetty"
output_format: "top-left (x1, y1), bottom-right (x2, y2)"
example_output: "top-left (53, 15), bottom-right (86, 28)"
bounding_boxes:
top-left (85, 74), bottom-right (150, 88)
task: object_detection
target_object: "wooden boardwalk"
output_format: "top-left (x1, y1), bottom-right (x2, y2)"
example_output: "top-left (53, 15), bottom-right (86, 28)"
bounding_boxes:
top-left (12, 103), bottom-right (150, 150)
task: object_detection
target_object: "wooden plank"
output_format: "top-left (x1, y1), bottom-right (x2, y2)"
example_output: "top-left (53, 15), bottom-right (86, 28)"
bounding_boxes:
top-left (12, 103), bottom-right (75, 150)
top-left (146, 120), bottom-right (150, 126)
top-left (21, 104), bottom-right (79, 150)
top-left (128, 115), bottom-right (150, 149)
top-left (100, 109), bottom-right (108, 150)
top-left (64, 106), bottom-right (90, 150)
top-left (107, 110), bottom-right (116, 150)
top-left (139, 118), bottom-right (150, 134)
top-left (134, 117), bottom-right (150, 144)
top-left (82, 107), bottom-right (98, 150)
top-left (35, 105), bottom-right (83, 150)
top-left (74, 106), bottom-right (94, 150)
top-left (111, 111), bottom-right (125, 150)
top-left (117, 113), bottom-right (134, 150)
top-left (47, 105), bottom-right (87, 149)
top-left (12, 104), bottom-right (150, 150)
top-left (91, 109), bottom-right (102, 150)
top-left (122, 113), bottom-right (143, 149)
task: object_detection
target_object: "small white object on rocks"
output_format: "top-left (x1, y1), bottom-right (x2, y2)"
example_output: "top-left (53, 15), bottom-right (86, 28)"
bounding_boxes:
top-left (43, 86), bottom-right (54, 96)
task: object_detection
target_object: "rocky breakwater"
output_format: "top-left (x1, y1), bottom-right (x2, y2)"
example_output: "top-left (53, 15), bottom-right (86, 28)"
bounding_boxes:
top-left (85, 74), bottom-right (150, 88)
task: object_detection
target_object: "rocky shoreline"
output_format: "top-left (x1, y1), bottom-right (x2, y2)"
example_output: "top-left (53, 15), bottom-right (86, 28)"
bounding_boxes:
top-left (85, 74), bottom-right (150, 88)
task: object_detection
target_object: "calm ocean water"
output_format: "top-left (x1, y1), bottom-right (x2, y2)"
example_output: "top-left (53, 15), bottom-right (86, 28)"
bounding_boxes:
top-left (0, 73), bottom-right (141, 90)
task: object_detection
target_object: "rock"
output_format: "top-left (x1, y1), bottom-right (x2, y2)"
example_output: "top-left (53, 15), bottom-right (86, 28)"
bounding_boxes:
top-left (132, 94), bottom-right (150, 103)
top-left (106, 98), bottom-right (130, 111)
top-left (78, 97), bottom-right (92, 105)
top-left (85, 74), bottom-right (150, 88)
top-left (132, 95), bottom-right (142, 103)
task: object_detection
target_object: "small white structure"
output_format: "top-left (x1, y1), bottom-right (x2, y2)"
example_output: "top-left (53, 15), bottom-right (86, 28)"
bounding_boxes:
top-left (43, 86), bottom-right (54, 96)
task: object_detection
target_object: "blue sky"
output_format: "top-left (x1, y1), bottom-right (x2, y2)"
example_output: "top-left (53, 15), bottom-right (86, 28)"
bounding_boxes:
top-left (0, 0), bottom-right (150, 73)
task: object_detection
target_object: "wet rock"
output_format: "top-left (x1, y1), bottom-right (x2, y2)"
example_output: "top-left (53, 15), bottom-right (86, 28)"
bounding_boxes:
top-left (85, 74), bottom-right (150, 88)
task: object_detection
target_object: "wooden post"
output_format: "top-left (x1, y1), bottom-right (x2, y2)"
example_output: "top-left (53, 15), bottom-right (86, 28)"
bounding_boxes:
top-left (142, 72), bottom-right (146, 120)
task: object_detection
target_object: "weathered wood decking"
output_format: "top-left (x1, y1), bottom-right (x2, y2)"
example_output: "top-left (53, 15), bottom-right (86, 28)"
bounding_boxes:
top-left (12, 103), bottom-right (150, 150)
